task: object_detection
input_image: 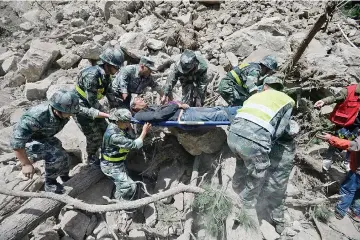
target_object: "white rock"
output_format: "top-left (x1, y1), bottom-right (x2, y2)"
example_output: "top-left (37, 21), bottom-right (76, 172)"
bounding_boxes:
top-left (72, 34), bottom-right (88, 44)
top-left (193, 15), bottom-right (206, 30)
top-left (146, 38), bottom-right (165, 51)
top-left (25, 79), bottom-right (53, 101)
top-left (93, 34), bottom-right (106, 44)
top-left (19, 21), bottom-right (34, 31)
top-left (77, 59), bottom-right (92, 70)
top-left (226, 52), bottom-right (238, 67)
top-left (0, 51), bottom-right (15, 64)
top-left (286, 182), bottom-right (301, 197)
top-left (320, 105), bottom-right (334, 116)
top-left (71, 18), bottom-right (86, 27)
top-left (2, 56), bottom-right (18, 74)
top-left (75, 43), bottom-right (103, 60)
top-left (292, 221), bottom-right (302, 232)
top-left (260, 220), bottom-right (280, 240)
top-left (60, 210), bottom-right (90, 240)
top-left (10, 108), bottom-right (26, 125)
top-left (17, 39), bottom-right (60, 82)
top-left (175, 12), bottom-right (192, 25)
top-left (22, 9), bottom-right (41, 24)
top-left (138, 15), bottom-right (161, 33)
top-left (56, 53), bottom-right (81, 70)
top-left (3, 71), bottom-right (26, 87)
top-left (119, 32), bottom-right (147, 60)
top-left (107, 16), bottom-right (121, 26)
top-left (128, 229), bottom-right (146, 240)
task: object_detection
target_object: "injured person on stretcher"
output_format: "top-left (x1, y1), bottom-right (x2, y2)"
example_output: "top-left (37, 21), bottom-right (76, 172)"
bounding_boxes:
top-left (131, 97), bottom-right (240, 123)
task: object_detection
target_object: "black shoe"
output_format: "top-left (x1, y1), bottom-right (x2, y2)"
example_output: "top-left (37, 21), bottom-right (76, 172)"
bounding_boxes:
top-left (45, 179), bottom-right (65, 194)
top-left (60, 175), bottom-right (71, 182)
top-left (335, 209), bottom-right (344, 220)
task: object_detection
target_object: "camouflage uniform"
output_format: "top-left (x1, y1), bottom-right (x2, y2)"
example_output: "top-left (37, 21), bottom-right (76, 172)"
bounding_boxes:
top-left (218, 63), bottom-right (263, 106)
top-left (164, 51), bottom-right (208, 106)
top-left (227, 87), bottom-right (294, 229)
top-left (73, 65), bottom-right (117, 163)
top-left (101, 122), bottom-right (143, 200)
top-left (111, 64), bottom-right (162, 107)
top-left (10, 102), bottom-right (97, 182)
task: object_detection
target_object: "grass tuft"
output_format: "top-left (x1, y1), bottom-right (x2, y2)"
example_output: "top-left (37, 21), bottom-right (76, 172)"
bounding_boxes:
top-left (234, 207), bottom-right (257, 230)
top-left (313, 205), bottom-right (333, 223)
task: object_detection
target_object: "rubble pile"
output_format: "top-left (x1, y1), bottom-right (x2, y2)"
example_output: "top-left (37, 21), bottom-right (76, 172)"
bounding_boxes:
top-left (0, 1), bottom-right (360, 239)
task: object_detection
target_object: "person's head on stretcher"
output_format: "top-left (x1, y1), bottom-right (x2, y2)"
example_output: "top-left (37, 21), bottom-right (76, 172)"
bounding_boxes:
top-left (130, 97), bottom-right (148, 112)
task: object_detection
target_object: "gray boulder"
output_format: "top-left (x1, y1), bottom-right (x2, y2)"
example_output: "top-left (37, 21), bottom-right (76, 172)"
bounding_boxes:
top-left (56, 53), bottom-right (81, 69)
top-left (119, 32), bottom-right (147, 61)
top-left (60, 210), bottom-right (90, 240)
top-left (75, 43), bottom-right (103, 60)
top-left (25, 79), bottom-right (53, 101)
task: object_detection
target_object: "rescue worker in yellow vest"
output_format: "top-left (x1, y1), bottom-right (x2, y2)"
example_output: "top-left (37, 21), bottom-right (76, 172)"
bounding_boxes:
top-left (73, 48), bottom-right (124, 166)
top-left (218, 55), bottom-right (278, 106)
top-left (227, 76), bottom-right (296, 233)
top-left (101, 109), bottom-right (151, 200)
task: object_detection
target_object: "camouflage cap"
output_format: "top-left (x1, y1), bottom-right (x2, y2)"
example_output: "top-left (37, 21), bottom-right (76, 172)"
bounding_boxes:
top-left (260, 55), bottom-right (278, 71)
top-left (99, 48), bottom-right (124, 68)
top-left (49, 90), bottom-right (80, 114)
top-left (178, 49), bottom-right (197, 74)
top-left (140, 56), bottom-right (156, 71)
top-left (263, 76), bottom-right (284, 90)
top-left (109, 108), bottom-right (132, 122)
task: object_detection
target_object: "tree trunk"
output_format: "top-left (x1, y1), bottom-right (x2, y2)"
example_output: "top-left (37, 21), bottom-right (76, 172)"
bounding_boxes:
top-left (0, 167), bottom-right (104, 240)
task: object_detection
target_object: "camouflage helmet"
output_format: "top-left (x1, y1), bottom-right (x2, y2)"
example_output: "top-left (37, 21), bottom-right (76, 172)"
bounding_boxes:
top-left (178, 49), bottom-right (198, 74)
top-left (109, 108), bottom-right (132, 122)
top-left (99, 48), bottom-right (124, 68)
top-left (260, 55), bottom-right (278, 71)
top-left (263, 76), bottom-right (284, 90)
top-left (49, 90), bottom-right (80, 114)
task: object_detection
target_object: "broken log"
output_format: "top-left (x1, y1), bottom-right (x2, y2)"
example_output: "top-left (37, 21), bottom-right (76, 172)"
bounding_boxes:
top-left (0, 166), bottom-right (105, 240)
top-left (281, 2), bottom-right (337, 77)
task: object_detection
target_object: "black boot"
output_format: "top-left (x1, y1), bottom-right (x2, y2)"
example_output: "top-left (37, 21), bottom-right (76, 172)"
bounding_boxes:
top-left (45, 178), bottom-right (65, 194)
top-left (60, 175), bottom-right (71, 182)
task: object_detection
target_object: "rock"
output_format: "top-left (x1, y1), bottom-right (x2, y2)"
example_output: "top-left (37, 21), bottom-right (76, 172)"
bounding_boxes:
top-left (334, 43), bottom-right (360, 66)
top-left (286, 183), bottom-right (301, 197)
top-left (220, 25), bottom-right (233, 37)
top-left (111, 6), bottom-right (129, 24)
top-left (2, 56), bottom-right (18, 74)
top-left (328, 215), bottom-right (360, 240)
top-left (292, 221), bottom-right (302, 232)
top-left (293, 225), bottom-right (321, 240)
top-left (17, 39), bottom-right (60, 83)
top-left (32, 216), bottom-right (59, 240)
top-left (119, 32), bottom-right (147, 61)
top-left (86, 215), bottom-right (98, 236)
top-left (174, 12), bottom-right (192, 25)
top-left (93, 34), bottom-right (106, 45)
top-left (71, 18), bottom-right (86, 27)
top-left (61, 237), bottom-right (74, 240)
top-left (138, 15), bottom-right (161, 33)
top-left (56, 53), bottom-right (81, 69)
top-left (147, 38), bottom-right (165, 51)
top-left (10, 108), bottom-right (26, 125)
top-left (0, 51), bottom-right (15, 64)
top-left (77, 178), bottom-right (113, 204)
top-left (260, 220), bottom-right (280, 240)
top-left (226, 52), bottom-right (238, 67)
top-left (128, 229), bottom-right (146, 240)
top-left (98, 1), bottom-right (114, 22)
top-left (75, 43), bottom-right (103, 60)
top-left (60, 210), bottom-right (91, 240)
top-left (3, 71), bottom-right (26, 88)
top-left (107, 16), bottom-right (121, 26)
top-left (77, 59), bottom-right (91, 70)
top-left (150, 51), bottom-right (173, 71)
top-left (144, 203), bottom-right (157, 227)
top-left (22, 9), bottom-right (41, 24)
top-left (193, 16), bottom-right (206, 30)
top-left (320, 105), bottom-right (333, 116)
top-left (219, 57), bottom-right (231, 71)
top-left (25, 79), bottom-right (53, 101)
top-left (72, 34), bottom-right (88, 44)
top-left (19, 22), bottom-right (34, 31)
top-left (55, 12), bottom-right (64, 23)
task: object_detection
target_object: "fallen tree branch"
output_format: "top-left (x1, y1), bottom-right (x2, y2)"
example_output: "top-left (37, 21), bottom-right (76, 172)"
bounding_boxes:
top-left (0, 184), bottom-right (204, 213)
top-left (337, 23), bottom-right (359, 49)
top-left (285, 194), bottom-right (342, 207)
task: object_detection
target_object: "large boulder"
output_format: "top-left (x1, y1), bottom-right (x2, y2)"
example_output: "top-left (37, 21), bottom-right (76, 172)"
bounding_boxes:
top-left (170, 127), bottom-right (227, 156)
top-left (56, 52), bottom-right (81, 69)
top-left (119, 32), bottom-right (147, 61)
top-left (75, 43), bottom-right (103, 60)
top-left (17, 39), bottom-right (60, 82)
top-left (60, 210), bottom-right (91, 240)
top-left (25, 79), bottom-right (53, 101)
top-left (32, 216), bottom-right (59, 240)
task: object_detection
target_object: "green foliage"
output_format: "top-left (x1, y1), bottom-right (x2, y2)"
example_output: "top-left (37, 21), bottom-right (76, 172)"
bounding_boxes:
top-left (234, 208), bottom-right (257, 230)
top-left (341, 2), bottom-right (360, 20)
top-left (193, 184), bottom-right (233, 237)
top-left (313, 205), bottom-right (333, 223)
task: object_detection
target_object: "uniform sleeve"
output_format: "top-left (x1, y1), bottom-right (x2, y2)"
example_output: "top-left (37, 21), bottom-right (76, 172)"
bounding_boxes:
top-left (116, 68), bottom-right (131, 94)
top-left (196, 68), bottom-right (208, 101)
top-left (164, 64), bottom-right (178, 96)
top-left (110, 134), bottom-right (143, 150)
top-left (322, 88), bottom-right (347, 105)
top-left (134, 104), bottom-right (179, 122)
top-left (10, 117), bottom-right (40, 149)
top-left (329, 136), bottom-right (351, 150)
top-left (77, 106), bottom-right (100, 119)
top-left (82, 72), bottom-right (103, 110)
top-left (273, 103), bottom-right (294, 140)
top-left (245, 68), bottom-right (261, 93)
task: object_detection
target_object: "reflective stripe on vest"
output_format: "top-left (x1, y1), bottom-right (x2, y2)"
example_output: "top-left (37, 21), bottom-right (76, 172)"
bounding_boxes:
top-left (102, 148), bottom-right (130, 162)
top-left (230, 62), bottom-right (249, 88)
top-left (236, 90), bottom-right (295, 135)
top-left (76, 78), bottom-right (105, 100)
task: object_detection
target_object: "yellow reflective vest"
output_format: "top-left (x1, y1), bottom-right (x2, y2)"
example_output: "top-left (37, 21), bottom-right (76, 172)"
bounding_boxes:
top-left (236, 90), bottom-right (295, 135)
top-left (76, 77), bottom-right (105, 100)
top-left (230, 62), bottom-right (249, 88)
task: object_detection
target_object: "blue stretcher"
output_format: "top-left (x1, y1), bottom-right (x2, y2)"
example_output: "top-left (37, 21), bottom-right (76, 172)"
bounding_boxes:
top-left (131, 118), bottom-right (231, 129)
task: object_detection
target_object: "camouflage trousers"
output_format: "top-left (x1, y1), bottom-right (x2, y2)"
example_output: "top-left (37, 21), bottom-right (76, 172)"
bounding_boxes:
top-left (217, 76), bottom-right (248, 106)
top-left (25, 137), bottom-right (70, 180)
top-left (73, 106), bottom-right (108, 158)
top-left (181, 83), bottom-right (204, 107)
top-left (227, 132), bottom-right (295, 223)
top-left (100, 161), bottom-right (136, 200)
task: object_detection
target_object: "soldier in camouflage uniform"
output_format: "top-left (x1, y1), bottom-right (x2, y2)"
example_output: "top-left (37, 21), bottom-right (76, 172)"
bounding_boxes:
top-left (73, 48), bottom-right (124, 165)
top-left (101, 109), bottom-right (151, 200)
top-left (10, 90), bottom-right (108, 194)
top-left (218, 55), bottom-right (278, 106)
top-left (227, 76), bottom-right (296, 233)
top-left (111, 56), bottom-right (164, 108)
top-left (162, 49), bottom-right (208, 107)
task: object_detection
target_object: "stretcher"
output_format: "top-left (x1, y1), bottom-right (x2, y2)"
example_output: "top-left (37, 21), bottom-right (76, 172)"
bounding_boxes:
top-left (131, 118), bottom-right (231, 128)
